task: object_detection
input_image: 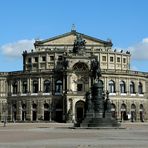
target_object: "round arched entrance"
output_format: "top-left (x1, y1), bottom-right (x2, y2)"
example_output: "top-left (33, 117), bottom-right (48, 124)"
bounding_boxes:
top-left (44, 103), bottom-right (50, 121)
top-left (139, 104), bottom-right (144, 122)
top-left (131, 104), bottom-right (136, 122)
top-left (22, 104), bottom-right (26, 121)
top-left (111, 103), bottom-right (117, 119)
top-left (32, 103), bottom-right (37, 121)
top-left (121, 103), bottom-right (127, 121)
top-left (75, 100), bottom-right (85, 123)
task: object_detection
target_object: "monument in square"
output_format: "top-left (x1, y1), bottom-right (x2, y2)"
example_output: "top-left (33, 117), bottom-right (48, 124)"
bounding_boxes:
top-left (80, 58), bottom-right (120, 127)
top-left (73, 32), bottom-right (120, 127)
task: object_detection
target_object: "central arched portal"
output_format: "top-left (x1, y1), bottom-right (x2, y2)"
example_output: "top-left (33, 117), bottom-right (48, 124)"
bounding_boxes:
top-left (75, 100), bottom-right (85, 123)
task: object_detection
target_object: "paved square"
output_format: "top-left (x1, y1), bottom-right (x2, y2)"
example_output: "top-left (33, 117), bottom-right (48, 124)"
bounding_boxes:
top-left (0, 122), bottom-right (148, 148)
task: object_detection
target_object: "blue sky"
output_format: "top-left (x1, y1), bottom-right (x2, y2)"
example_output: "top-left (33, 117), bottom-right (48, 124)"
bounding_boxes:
top-left (0, 0), bottom-right (148, 72)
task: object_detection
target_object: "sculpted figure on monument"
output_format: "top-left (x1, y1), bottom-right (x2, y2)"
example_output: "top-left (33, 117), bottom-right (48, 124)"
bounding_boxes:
top-left (73, 33), bottom-right (86, 53)
top-left (91, 57), bottom-right (101, 80)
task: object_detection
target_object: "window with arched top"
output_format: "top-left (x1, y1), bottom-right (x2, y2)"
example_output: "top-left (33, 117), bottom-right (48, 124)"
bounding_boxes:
top-left (22, 104), bottom-right (26, 110)
top-left (55, 80), bottom-right (62, 94)
top-left (130, 81), bottom-right (135, 94)
top-left (109, 80), bottom-right (115, 93)
top-left (120, 81), bottom-right (126, 93)
top-left (12, 81), bottom-right (18, 94)
top-left (138, 82), bottom-right (143, 94)
top-left (44, 80), bottom-right (50, 93)
top-left (33, 80), bottom-right (38, 93)
top-left (22, 80), bottom-right (27, 94)
top-left (32, 103), bottom-right (37, 109)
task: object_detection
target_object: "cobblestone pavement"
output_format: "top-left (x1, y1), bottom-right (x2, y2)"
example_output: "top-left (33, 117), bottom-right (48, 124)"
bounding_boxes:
top-left (0, 122), bottom-right (148, 148)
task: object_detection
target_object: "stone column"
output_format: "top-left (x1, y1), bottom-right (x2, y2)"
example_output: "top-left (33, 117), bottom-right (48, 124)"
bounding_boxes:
top-left (37, 100), bottom-right (44, 120)
top-left (40, 78), bottom-right (43, 93)
top-left (46, 53), bottom-right (48, 69)
top-left (7, 103), bottom-right (12, 121)
top-left (38, 78), bottom-right (41, 92)
top-left (67, 74), bottom-right (70, 91)
top-left (51, 76), bottom-right (54, 95)
top-left (135, 80), bottom-right (138, 95)
top-left (116, 78), bottom-right (119, 95)
top-left (26, 100), bottom-right (32, 121)
top-left (27, 78), bottom-right (31, 94)
top-left (10, 81), bottom-right (13, 95)
top-left (18, 79), bottom-right (21, 95)
top-left (66, 98), bottom-right (73, 123)
top-left (38, 55), bottom-right (40, 69)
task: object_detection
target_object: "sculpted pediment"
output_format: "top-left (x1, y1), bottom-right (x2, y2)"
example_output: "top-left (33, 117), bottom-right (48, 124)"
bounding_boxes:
top-left (35, 31), bottom-right (112, 47)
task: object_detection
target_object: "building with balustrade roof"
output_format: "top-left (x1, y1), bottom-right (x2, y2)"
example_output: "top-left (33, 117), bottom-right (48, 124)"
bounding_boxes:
top-left (0, 29), bottom-right (148, 123)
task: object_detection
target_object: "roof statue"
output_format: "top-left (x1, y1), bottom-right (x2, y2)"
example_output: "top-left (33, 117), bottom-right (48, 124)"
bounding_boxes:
top-left (71, 24), bottom-right (76, 32)
top-left (73, 33), bottom-right (86, 54)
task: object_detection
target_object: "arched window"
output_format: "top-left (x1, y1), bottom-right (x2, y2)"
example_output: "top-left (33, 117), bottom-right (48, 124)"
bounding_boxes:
top-left (109, 80), bottom-right (115, 93)
top-left (44, 80), bottom-right (50, 93)
top-left (73, 62), bottom-right (88, 72)
top-left (33, 80), bottom-right (38, 93)
top-left (130, 81), bottom-right (135, 94)
top-left (120, 81), bottom-right (126, 93)
top-left (22, 80), bottom-right (27, 94)
top-left (111, 103), bottom-right (116, 118)
top-left (12, 81), bottom-right (18, 94)
top-left (138, 82), bottom-right (143, 94)
top-left (55, 80), bottom-right (62, 94)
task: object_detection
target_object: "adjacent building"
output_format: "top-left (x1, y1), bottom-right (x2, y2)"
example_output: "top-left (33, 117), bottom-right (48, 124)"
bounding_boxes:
top-left (0, 29), bottom-right (148, 123)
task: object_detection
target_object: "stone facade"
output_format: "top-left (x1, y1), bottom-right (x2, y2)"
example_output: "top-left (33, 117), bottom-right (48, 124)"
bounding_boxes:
top-left (0, 30), bottom-right (148, 123)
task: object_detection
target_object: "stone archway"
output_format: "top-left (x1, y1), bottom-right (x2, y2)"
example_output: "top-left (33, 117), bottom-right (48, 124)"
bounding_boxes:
top-left (75, 100), bottom-right (85, 123)
top-left (111, 103), bottom-right (117, 119)
top-left (121, 103), bottom-right (127, 121)
top-left (139, 104), bottom-right (144, 122)
top-left (131, 104), bottom-right (136, 122)
top-left (32, 104), bottom-right (37, 121)
top-left (44, 103), bottom-right (49, 121)
top-left (22, 104), bottom-right (26, 121)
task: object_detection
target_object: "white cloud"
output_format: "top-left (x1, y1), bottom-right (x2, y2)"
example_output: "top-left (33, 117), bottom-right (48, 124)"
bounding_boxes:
top-left (128, 38), bottom-right (148, 60)
top-left (0, 39), bottom-right (34, 58)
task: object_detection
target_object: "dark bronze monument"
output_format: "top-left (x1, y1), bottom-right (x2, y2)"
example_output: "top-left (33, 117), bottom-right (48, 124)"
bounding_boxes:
top-left (72, 33), bottom-right (120, 127)
top-left (80, 59), bottom-right (120, 127)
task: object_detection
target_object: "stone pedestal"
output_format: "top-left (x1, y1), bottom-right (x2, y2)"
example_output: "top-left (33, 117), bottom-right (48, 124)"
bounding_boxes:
top-left (78, 80), bottom-right (120, 128)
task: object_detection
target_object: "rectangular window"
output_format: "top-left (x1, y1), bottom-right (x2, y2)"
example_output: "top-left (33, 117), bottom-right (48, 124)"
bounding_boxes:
top-left (102, 56), bottom-right (106, 62)
top-left (35, 57), bottom-right (38, 62)
top-left (123, 58), bottom-right (126, 63)
top-left (50, 56), bottom-right (54, 61)
top-left (77, 84), bottom-right (83, 91)
top-left (58, 56), bottom-right (63, 60)
top-left (42, 56), bottom-right (46, 61)
top-left (117, 57), bottom-right (120, 62)
top-left (110, 57), bottom-right (114, 62)
top-left (28, 58), bottom-right (31, 63)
